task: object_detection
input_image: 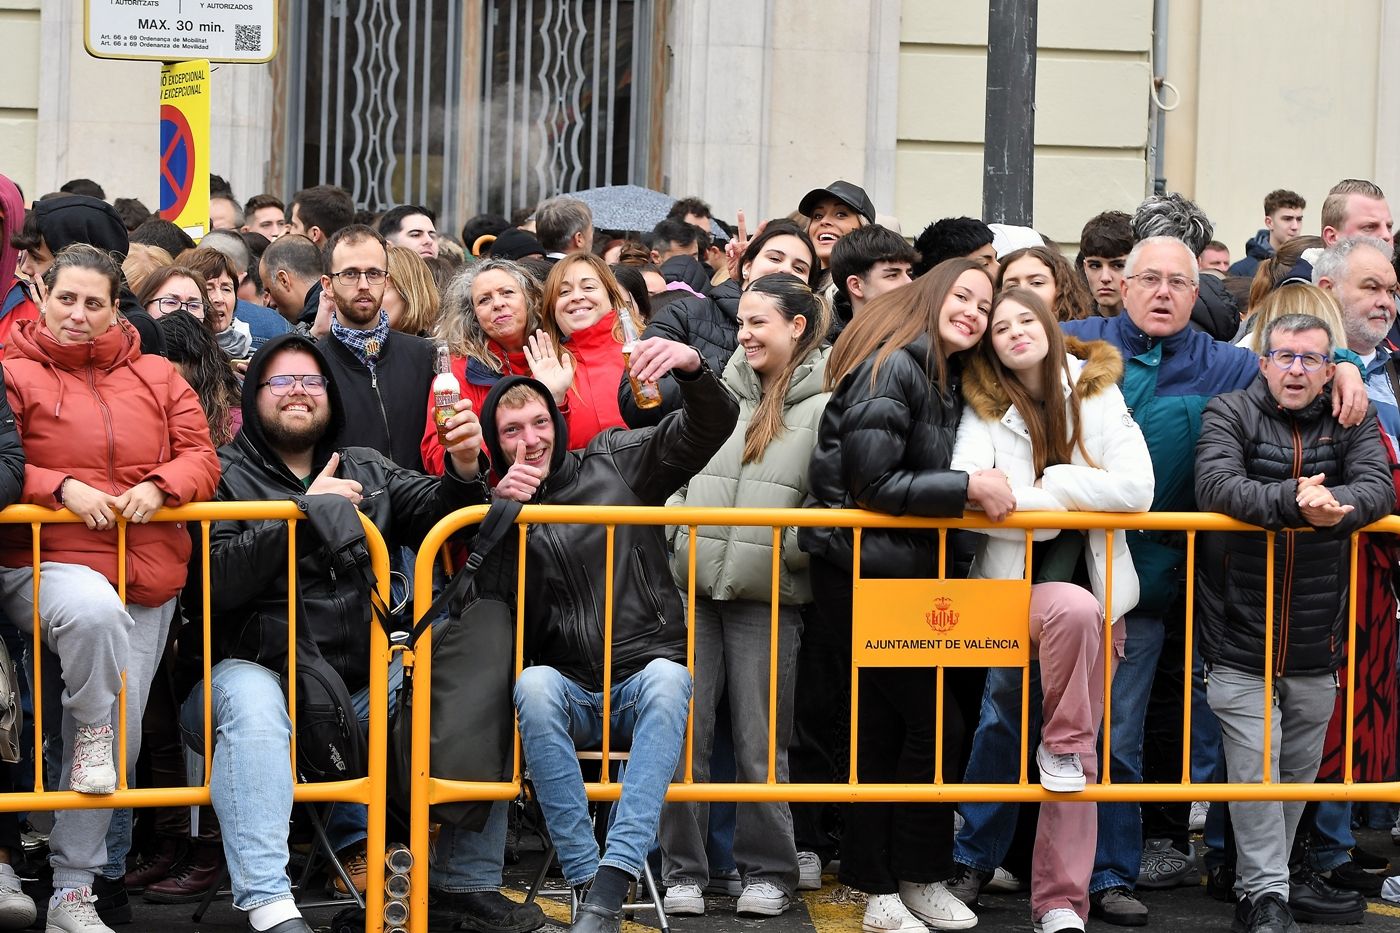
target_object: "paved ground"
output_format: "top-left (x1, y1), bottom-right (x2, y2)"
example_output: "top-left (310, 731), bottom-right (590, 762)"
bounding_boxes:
top-left (107, 828), bottom-right (1400, 932)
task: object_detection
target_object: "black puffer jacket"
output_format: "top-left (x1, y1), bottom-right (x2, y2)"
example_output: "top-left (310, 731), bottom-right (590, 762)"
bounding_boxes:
top-left (479, 366), bottom-right (738, 691)
top-left (199, 333), bottom-right (487, 691)
top-left (1190, 274), bottom-right (1241, 343)
top-left (1195, 377), bottom-right (1395, 677)
top-left (800, 335), bottom-right (970, 578)
top-left (619, 279), bottom-right (742, 427)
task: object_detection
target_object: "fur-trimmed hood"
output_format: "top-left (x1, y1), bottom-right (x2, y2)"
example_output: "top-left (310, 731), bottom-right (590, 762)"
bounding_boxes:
top-left (962, 336), bottom-right (1123, 421)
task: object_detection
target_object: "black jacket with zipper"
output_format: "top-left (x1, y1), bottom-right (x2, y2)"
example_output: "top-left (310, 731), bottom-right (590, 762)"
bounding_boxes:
top-left (196, 333), bottom-right (488, 693)
top-left (618, 278), bottom-right (742, 428)
top-left (478, 365), bottom-right (739, 692)
top-left (1195, 376), bottom-right (1394, 677)
top-left (318, 329), bottom-right (435, 472)
top-left (799, 334), bottom-right (971, 579)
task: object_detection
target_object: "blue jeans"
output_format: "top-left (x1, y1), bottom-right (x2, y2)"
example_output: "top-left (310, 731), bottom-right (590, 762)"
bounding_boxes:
top-left (1308, 801), bottom-right (1355, 872)
top-left (515, 659), bottom-right (691, 886)
top-left (180, 658), bottom-right (505, 910)
top-left (954, 665), bottom-right (1043, 872)
top-left (1090, 612), bottom-right (1165, 894)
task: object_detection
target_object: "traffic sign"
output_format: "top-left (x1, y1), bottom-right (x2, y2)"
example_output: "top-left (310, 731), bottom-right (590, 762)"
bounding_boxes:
top-left (85, 0), bottom-right (277, 63)
top-left (157, 60), bottom-right (211, 239)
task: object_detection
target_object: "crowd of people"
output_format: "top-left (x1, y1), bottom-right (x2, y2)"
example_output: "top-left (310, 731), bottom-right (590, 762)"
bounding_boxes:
top-left (0, 168), bottom-right (1397, 933)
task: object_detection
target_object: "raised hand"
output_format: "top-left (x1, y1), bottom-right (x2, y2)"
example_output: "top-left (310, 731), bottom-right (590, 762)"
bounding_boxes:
top-left (523, 330), bottom-right (576, 405)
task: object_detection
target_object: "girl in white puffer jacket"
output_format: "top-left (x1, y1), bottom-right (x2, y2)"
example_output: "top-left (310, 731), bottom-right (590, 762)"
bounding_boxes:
top-left (950, 288), bottom-right (1154, 933)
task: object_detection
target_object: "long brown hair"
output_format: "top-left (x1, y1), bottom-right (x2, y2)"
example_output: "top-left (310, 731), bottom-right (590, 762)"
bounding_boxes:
top-left (740, 274), bottom-right (831, 464)
top-left (826, 257), bottom-right (991, 393)
top-left (539, 252), bottom-right (645, 349)
top-left (385, 245), bottom-right (441, 336)
top-left (975, 288), bottom-right (1094, 476)
top-left (995, 245), bottom-right (1094, 321)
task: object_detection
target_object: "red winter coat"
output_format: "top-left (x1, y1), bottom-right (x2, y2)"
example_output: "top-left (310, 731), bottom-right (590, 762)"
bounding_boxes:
top-left (558, 310), bottom-right (628, 448)
top-left (0, 318), bottom-right (220, 606)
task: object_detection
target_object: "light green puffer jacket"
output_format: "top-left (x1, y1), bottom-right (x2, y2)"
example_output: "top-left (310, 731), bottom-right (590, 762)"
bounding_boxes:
top-left (669, 344), bottom-right (830, 604)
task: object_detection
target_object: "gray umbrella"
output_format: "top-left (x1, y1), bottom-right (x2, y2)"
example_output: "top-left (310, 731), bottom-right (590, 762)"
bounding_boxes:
top-left (564, 184), bottom-right (728, 240)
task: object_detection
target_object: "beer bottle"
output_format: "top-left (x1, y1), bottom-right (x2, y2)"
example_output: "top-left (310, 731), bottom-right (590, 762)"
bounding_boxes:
top-left (618, 309), bottom-right (662, 409)
top-left (432, 341), bottom-right (463, 445)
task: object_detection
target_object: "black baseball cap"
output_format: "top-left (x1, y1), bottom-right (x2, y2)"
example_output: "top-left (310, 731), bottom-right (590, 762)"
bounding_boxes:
top-left (798, 181), bottom-right (876, 224)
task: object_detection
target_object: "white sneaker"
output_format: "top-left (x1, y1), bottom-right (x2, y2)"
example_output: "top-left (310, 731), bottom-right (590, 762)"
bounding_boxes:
top-left (796, 850), bottom-right (823, 890)
top-left (863, 893), bottom-right (930, 933)
top-left (663, 882), bottom-right (705, 916)
top-left (69, 724), bottom-right (116, 795)
top-left (1033, 906), bottom-right (1084, 933)
top-left (1035, 743), bottom-right (1085, 793)
top-left (737, 881), bottom-right (790, 916)
top-left (898, 880), bottom-right (978, 930)
top-left (46, 886), bottom-right (113, 933)
top-left (0, 866), bottom-right (35, 928)
top-left (1189, 800), bottom-right (1208, 832)
top-left (982, 867), bottom-right (1026, 893)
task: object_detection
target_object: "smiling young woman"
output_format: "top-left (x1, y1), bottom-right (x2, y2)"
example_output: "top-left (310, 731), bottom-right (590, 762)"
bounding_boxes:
top-left (949, 288), bottom-right (1153, 932)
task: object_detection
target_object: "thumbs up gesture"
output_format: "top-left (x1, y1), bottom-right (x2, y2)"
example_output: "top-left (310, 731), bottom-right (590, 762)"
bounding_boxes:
top-left (306, 452), bottom-right (364, 505)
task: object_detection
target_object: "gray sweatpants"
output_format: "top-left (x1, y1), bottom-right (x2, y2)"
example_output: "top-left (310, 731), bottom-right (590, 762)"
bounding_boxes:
top-left (1207, 665), bottom-right (1336, 903)
top-left (0, 562), bottom-right (174, 889)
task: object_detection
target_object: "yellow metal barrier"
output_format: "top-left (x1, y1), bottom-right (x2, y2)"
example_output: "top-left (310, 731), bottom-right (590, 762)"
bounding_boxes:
top-left (0, 503), bottom-right (392, 933)
top-left (407, 505), bottom-right (1400, 933)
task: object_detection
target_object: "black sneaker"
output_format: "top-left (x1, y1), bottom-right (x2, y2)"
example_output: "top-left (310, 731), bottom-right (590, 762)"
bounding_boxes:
top-left (944, 864), bottom-right (990, 907)
top-left (1245, 893), bottom-right (1300, 933)
top-left (1208, 863), bottom-right (1239, 903)
top-left (427, 888), bottom-right (546, 933)
top-left (1089, 887), bottom-right (1149, 926)
top-left (1320, 860), bottom-right (1384, 897)
top-left (1349, 844), bottom-right (1390, 873)
top-left (1289, 867), bottom-right (1365, 924)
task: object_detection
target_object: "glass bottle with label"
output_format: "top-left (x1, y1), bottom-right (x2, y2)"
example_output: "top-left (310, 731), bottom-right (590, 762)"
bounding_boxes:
top-left (617, 308), bottom-right (662, 409)
top-left (432, 341), bottom-right (462, 444)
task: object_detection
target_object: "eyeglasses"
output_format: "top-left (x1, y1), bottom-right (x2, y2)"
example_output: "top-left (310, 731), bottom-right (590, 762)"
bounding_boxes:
top-left (1127, 272), bottom-right (1196, 294)
top-left (1263, 349), bottom-right (1331, 372)
top-left (259, 374), bottom-right (330, 396)
top-left (328, 268), bottom-right (388, 286)
top-left (149, 296), bottom-right (208, 316)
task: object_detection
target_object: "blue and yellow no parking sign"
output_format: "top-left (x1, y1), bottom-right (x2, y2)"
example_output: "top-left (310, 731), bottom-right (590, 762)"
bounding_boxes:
top-left (158, 59), bottom-right (210, 238)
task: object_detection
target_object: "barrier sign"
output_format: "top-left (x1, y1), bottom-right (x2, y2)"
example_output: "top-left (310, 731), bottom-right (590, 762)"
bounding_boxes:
top-left (852, 578), bottom-right (1031, 668)
top-left (158, 60), bottom-right (211, 239)
top-left (85, 0), bottom-right (277, 63)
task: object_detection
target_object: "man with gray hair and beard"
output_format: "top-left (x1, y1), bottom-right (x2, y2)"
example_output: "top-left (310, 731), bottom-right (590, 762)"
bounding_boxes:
top-left (1288, 235), bottom-right (1400, 897)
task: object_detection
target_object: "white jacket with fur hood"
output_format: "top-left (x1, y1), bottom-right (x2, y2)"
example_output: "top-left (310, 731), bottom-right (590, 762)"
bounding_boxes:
top-left (949, 337), bottom-right (1154, 621)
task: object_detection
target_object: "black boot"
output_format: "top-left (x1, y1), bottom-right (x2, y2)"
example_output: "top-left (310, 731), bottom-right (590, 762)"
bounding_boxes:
top-left (1288, 867), bottom-right (1365, 925)
top-left (569, 902), bottom-right (621, 933)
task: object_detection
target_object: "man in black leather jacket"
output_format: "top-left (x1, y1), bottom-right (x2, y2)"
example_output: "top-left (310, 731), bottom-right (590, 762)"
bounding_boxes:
top-left (185, 333), bottom-right (543, 933)
top-left (475, 348), bottom-right (738, 933)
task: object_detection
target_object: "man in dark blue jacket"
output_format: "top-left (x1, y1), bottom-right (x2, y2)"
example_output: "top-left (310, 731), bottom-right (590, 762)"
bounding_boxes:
top-left (1060, 236), bottom-right (1371, 926)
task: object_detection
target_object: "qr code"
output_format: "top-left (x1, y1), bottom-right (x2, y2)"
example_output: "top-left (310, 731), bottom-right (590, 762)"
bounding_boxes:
top-left (234, 23), bottom-right (261, 52)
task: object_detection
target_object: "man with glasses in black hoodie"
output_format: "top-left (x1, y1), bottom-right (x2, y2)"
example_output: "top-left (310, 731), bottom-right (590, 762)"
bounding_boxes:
top-left (188, 333), bottom-right (543, 933)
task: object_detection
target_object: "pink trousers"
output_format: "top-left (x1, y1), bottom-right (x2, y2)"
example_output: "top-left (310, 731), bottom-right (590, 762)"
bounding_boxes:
top-left (1027, 581), bottom-right (1115, 921)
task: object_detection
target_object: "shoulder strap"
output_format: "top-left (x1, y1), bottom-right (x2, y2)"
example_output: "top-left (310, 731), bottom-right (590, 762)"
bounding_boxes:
top-left (407, 497), bottom-right (523, 646)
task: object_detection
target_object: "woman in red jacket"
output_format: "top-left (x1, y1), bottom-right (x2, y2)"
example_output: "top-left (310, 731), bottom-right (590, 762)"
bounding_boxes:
top-left (419, 258), bottom-right (579, 474)
top-left (538, 253), bottom-right (648, 448)
top-left (0, 244), bottom-right (219, 929)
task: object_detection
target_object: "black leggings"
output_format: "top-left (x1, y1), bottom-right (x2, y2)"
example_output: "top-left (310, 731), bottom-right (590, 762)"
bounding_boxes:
top-left (808, 556), bottom-right (983, 895)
